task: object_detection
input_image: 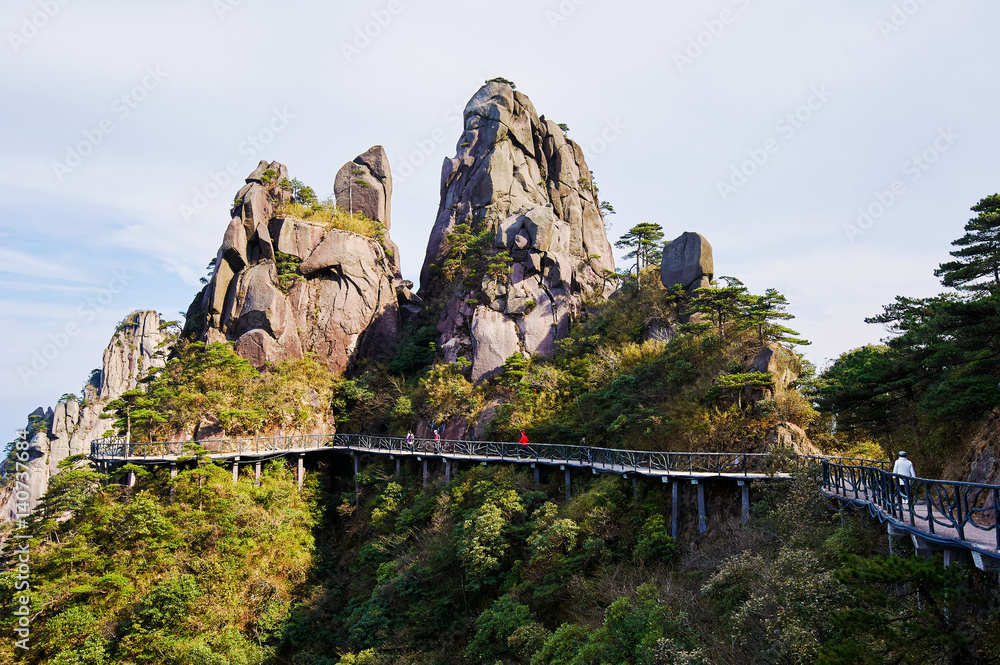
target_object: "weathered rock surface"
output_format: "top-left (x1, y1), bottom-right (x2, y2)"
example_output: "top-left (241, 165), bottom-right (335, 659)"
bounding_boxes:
top-left (751, 343), bottom-right (803, 397)
top-left (661, 232), bottom-right (714, 291)
top-left (196, 157), bottom-right (402, 374)
top-left (419, 82), bottom-right (615, 382)
top-left (766, 422), bottom-right (822, 456)
top-left (2, 311), bottom-right (170, 521)
top-left (966, 409), bottom-right (1000, 490)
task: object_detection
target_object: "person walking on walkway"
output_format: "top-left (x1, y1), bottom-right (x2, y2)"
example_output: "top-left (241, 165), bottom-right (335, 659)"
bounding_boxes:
top-left (405, 430), bottom-right (414, 452)
top-left (518, 431), bottom-right (529, 457)
top-left (433, 428), bottom-right (441, 453)
top-left (893, 451), bottom-right (916, 501)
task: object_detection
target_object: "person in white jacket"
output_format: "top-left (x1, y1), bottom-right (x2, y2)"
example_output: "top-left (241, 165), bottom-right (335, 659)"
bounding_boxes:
top-left (893, 451), bottom-right (916, 500)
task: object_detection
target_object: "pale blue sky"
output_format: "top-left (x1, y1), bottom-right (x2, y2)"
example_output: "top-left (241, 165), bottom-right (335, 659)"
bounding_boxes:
top-left (2, 0), bottom-right (997, 436)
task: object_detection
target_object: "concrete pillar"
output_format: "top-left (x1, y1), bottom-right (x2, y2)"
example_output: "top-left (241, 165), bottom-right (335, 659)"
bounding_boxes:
top-left (631, 476), bottom-right (638, 498)
top-left (694, 480), bottom-right (706, 534)
top-left (943, 550), bottom-right (959, 567)
top-left (445, 459), bottom-right (451, 483)
top-left (739, 480), bottom-right (749, 523)
top-left (533, 463), bottom-right (540, 486)
top-left (395, 457), bottom-right (400, 477)
top-left (423, 459), bottom-right (429, 487)
top-left (126, 470), bottom-right (137, 488)
top-left (254, 460), bottom-right (261, 485)
top-left (232, 457), bottom-right (239, 484)
top-left (564, 466), bottom-right (571, 500)
top-left (671, 480), bottom-right (680, 539)
top-left (169, 463), bottom-right (178, 503)
top-left (297, 454), bottom-right (304, 491)
top-left (353, 454), bottom-right (360, 508)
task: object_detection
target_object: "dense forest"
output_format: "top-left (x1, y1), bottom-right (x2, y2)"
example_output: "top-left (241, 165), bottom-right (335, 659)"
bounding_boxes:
top-left (4, 195), bottom-right (1000, 664)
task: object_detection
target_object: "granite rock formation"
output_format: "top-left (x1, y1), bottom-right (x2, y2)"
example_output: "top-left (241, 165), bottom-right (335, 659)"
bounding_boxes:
top-left (195, 156), bottom-right (401, 373)
top-left (333, 145), bottom-right (402, 278)
top-left (2, 311), bottom-right (169, 521)
top-left (419, 81), bottom-right (615, 383)
top-left (661, 232), bottom-right (714, 291)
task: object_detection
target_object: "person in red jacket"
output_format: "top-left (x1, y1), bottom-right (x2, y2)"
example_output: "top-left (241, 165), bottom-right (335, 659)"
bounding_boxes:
top-left (518, 431), bottom-right (529, 444)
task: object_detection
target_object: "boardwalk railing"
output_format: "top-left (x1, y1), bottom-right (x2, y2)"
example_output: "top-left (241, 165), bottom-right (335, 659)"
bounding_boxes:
top-left (90, 433), bottom-right (887, 478)
top-left (822, 460), bottom-right (1000, 553)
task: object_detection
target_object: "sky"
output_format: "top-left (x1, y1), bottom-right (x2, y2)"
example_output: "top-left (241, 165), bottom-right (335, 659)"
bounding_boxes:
top-left (1, 0), bottom-right (997, 436)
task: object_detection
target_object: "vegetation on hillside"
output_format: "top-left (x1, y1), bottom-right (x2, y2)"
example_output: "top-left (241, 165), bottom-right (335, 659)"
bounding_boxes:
top-left (101, 342), bottom-right (344, 441)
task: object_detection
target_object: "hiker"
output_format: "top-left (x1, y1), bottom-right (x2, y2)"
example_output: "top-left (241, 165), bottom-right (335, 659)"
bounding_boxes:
top-left (405, 430), bottom-right (414, 452)
top-left (581, 437), bottom-right (593, 464)
top-left (434, 428), bottom-right (441, 453)
top-left (518, 431), bottom-right (529, 457)
top-left (893, 451), bottom-right (916, 500)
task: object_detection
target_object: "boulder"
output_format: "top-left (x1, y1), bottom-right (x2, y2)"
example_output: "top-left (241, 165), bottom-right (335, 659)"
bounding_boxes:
top-left (661, 232), bottom-right (714, 291)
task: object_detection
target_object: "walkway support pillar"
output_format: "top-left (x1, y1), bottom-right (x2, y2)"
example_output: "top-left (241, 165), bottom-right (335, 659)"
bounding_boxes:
top-left (353, 454), bottom-right (360, 508)
top-left (297, 454), bottom-right (304, 491)
top-left (563, 465), bottom-right (571, 500)
top-left (445, 459), bottom-right (451, 483)
top-left (739, 480), bottom-right (750, 523)
top-left (671, 480), bottom-right (680, 539)
top-left (694, 479), bottom-right (707, 534)
top-left (232, 457), bottom-right (239, 484)
top-left (395, 457), bottom-right (400, 477)
top-left (126, 469), bottom-right (137, 488)
top-left (254, 460), bottom-right (261, 485)
top-left (533, 463), bottom-right (540, 486)
top-left (632, 476), bottom-right (638, 498)
top-left (422, 459), bottom-right (428, 487)
top-left (169, 463), bottom-right (177, 503)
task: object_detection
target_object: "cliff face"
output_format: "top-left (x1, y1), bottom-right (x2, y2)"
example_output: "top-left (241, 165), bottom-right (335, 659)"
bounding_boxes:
top-left (3, 311), bottom-right (168, 521)
top-left (196, 155), bottom-right (401, 374)
top-left (419, 82), bottom-right (615, 383)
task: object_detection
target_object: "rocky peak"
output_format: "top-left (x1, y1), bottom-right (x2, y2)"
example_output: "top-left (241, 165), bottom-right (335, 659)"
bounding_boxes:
top-left (195, 157), bottom-right (401, 374)
top-left (334, 145), bottom-right (402, 278)
top-left (3, 310), bottom-right (170, 521)
top-left (419, 81), bottom-right (615, 383)
top-left (100, 310), bottom-right (169, 401)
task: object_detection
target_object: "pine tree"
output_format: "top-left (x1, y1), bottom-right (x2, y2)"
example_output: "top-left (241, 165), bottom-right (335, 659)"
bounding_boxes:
top-left (614, 223), bottom-right (664, 274)
top-left (934, 194), bottom-right (1000, 294)
top-left (684, 276), bottom-right (757, 337)
top-left (747, 289), bottom-right (809, 346)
